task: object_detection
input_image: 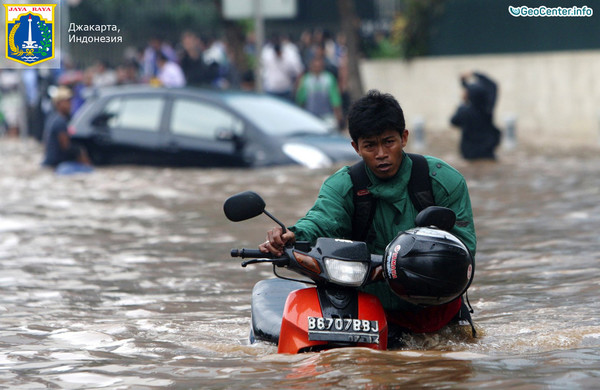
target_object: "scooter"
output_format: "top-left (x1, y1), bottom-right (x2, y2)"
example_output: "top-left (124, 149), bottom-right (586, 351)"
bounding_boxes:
top-left (224, 191), bottom-right (472, 354)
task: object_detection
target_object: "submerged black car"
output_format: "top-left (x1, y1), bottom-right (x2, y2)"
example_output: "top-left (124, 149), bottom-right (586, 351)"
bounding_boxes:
top-left (69, 86), bottom-right (359, 168)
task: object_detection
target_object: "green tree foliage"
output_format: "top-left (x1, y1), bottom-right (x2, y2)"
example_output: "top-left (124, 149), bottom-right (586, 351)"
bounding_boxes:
top-left (391, 0), bottom-right (446, 59)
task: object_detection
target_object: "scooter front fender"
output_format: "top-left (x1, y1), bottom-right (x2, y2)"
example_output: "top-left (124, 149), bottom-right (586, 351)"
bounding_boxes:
top-left (278, 287), bottom-right (388, 354)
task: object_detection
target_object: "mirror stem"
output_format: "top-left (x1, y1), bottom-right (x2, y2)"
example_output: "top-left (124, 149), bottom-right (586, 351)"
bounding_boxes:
top-left (263, 210), bottom-right (287, 233)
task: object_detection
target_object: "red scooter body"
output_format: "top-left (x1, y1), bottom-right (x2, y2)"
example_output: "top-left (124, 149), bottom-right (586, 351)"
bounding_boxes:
top-left (278, 287), bottom-right (388, 354)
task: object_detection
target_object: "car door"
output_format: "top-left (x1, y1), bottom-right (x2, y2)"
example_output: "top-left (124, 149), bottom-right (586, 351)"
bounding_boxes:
top-left (101, 93), bottom-right (168, 164)
top-left (166, 97), bottom-right (246, 167)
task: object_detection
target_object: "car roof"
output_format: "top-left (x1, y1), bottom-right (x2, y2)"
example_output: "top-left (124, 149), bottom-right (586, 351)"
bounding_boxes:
top-left (89, 85), bottom-right (261, 105)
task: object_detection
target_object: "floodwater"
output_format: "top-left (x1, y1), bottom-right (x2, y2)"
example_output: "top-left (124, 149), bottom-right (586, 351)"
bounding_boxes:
top-left (1, 138), bottom-right (599, 389)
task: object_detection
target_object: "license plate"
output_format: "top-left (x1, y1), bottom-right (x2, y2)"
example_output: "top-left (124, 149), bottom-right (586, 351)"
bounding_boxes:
top-left (307, 316), bottom-right (380, 344)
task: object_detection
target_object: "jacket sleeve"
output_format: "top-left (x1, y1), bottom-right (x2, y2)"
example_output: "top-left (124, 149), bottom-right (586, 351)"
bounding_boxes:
top-left (289, 171), bottom-right (354, 243)
top-left (447, 179), bottom-right (477, 257)
top-left (431, 168), bottom-right (477, 257)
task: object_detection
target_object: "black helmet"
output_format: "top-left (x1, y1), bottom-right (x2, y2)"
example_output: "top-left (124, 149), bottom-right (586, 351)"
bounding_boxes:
top-left (382, 227), bottom-right (474, 306)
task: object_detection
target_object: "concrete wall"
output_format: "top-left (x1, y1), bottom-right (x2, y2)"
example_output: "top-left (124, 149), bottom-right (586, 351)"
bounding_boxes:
top-left (360, 50), bottom-right (600, 149)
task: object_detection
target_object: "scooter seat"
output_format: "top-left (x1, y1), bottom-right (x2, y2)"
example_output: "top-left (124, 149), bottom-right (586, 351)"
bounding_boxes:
top-left (250, 278), bottom-right (307, 343)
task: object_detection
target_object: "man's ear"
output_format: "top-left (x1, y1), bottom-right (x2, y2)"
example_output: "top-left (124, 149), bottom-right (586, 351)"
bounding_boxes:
top-left (351, 141), bottom-right (360, 155)
top-left (401, 129), bottom-right (409, 147)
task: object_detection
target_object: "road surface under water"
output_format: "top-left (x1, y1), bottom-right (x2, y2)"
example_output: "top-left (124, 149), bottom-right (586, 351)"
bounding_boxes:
top-left (0, 139), bottom-right (599, 389)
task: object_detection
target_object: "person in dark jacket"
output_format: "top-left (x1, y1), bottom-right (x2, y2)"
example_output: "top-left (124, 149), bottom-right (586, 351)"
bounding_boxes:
top-left (450, 71), bottom-right (501, 160)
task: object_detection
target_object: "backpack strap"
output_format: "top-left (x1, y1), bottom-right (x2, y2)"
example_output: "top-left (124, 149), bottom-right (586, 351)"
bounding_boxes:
top-left (349, 160), bottom-right (376, 242)
top-left (455, 295), bottom-right (477, 338)
top-left (350, 154), bottom-right (475, 327)
top-left (349, 153), bottom-right (435, 242)
top-left (406, 153), bottom-right (435, 211)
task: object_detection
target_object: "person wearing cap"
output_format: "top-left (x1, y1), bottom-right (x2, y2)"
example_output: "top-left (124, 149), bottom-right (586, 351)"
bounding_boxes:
top-left (41, 86), bottom-right (91, 168)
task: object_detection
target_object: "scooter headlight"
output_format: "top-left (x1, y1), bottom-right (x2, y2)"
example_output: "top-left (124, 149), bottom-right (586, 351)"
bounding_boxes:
top-left (324, 258), bottom-right (369, 287)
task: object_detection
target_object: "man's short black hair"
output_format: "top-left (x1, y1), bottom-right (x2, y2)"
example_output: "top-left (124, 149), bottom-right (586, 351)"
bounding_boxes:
top-left (347, 90), bottom-right (406, 144)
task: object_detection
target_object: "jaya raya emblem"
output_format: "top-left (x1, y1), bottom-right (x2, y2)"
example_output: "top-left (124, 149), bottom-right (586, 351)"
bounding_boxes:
top-left (4, 4), bottom-right (56, 66)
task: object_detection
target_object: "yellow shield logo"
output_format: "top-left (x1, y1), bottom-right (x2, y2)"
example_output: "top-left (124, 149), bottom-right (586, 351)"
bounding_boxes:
top-left (4, 4), bottom-right (56, 66)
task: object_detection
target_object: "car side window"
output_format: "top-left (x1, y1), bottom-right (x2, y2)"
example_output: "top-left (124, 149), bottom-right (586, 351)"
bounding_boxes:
top-left (104, 96), bottom-right (164, 132)
top-left (170, 99), bottom-right (243, 139)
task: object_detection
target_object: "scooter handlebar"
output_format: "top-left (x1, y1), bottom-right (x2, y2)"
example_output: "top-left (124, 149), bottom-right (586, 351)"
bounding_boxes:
top-left (230, 248), bottom-right (274, 258)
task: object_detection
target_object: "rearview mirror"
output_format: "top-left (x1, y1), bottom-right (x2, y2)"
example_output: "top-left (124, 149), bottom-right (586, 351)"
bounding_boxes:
top-left (224, 191), bottom-right (287, 233)
top-left (215, 128), bottom-right (237, 141)
top-left (415, 206), bottom-right (456, 231)
top-left (223, 191), bottom-right (266, 222)
top-left (216, 128), bottom-right (245, 151)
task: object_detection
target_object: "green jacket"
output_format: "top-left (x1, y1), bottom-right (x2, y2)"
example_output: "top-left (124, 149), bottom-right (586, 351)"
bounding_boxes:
top-left (290, 153), bottom-right (476, 311)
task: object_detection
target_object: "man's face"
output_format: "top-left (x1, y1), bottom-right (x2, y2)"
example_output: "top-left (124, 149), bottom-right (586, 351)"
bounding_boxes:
top-left (56, 99), bottom-right (71, 115)
top-left (352, 129), bottom-right (408, 180)
top-left (310, 58), bottom-right (324, 74)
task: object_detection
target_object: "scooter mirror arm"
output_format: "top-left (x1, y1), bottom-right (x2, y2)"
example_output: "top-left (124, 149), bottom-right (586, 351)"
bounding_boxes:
top-left (370, 254), bottom-right (383, 267)
top-left (262, 209), bottom-right (287, 234)
top-left (364, 254), bottom-right (385, 284)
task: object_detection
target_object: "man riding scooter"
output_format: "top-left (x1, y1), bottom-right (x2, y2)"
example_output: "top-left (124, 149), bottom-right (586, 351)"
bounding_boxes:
top-left (260, 90), bottom-right (476, 336)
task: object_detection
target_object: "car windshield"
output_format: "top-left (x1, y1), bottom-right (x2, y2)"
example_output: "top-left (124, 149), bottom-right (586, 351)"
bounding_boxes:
top-left (223, 94), bottom-right (331, 137)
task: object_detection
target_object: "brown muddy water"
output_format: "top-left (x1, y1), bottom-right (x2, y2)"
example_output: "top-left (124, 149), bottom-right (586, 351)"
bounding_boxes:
top-left (1, 139), bottom-right (599, 389)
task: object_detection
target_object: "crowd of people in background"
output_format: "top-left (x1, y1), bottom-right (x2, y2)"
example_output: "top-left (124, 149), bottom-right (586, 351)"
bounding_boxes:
top-left (0, 28), bottom-right (351, 142)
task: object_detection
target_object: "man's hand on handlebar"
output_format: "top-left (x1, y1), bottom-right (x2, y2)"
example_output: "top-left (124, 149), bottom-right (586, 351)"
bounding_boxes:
top-left (259, 226), bottom-right (296, 257)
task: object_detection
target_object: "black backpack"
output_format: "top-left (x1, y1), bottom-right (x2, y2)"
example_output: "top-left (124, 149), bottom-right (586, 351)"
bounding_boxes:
top-left (348, 153), bottom-right (477, 336)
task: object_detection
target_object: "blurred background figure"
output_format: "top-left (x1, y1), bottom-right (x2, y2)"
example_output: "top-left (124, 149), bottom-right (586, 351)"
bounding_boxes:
top-left (116, 59), bottom-right (141, 85)
top-left (334, 32), bottom-right (350, 123)
top-left (295, 55), bottom-right (342, 130)
top-left (155, 51), bottom-right (186, 88)
top-left (91, 60), bottom-right (118, 88)
top-left (179, 31), bottom-right (209, 87)
top-left (70, 68), bottom-right (94, 115)
top-left (41, 86), bottom-right (90, 169)
top-left (298, 29), bottom-right (314, 70)
top-left (22, 68), bottom-right (44, 141)
top-left (450, 71), bottom-right (501, 160)
top-left (0, 69), bottom-right (24, 138)
top-left (202, 34), bottom-right (230, 89)
top-left (261, 34), bottom-right (303, 102)
top-left (142, 35), bottom-right (177, 82)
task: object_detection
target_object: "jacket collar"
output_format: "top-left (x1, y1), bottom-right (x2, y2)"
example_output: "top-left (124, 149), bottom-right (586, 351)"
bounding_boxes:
top-left (364, 152), bottom-right (412, 204)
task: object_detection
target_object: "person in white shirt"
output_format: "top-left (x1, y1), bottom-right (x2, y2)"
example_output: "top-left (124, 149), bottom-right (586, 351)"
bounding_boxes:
top-left (156, 51), bottom-right (186, 88)
top-left (261, 36), bottom-right (303, 101)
